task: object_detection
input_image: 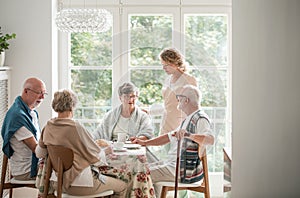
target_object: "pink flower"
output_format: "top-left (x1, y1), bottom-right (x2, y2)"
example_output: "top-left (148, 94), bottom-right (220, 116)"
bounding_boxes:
top-left (134, 188), bottom-right (143, 198)
top-left (137, 172), bottom-right (147, 182)
top-left (149, 188), bottom-right (155, 196)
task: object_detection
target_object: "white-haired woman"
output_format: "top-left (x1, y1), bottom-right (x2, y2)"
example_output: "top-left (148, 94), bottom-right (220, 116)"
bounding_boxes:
top-left (93, 82), bottom-right (154, 142)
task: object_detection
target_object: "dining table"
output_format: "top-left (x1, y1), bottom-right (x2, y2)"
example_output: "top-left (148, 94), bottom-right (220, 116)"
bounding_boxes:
top-left (99, 142), bottom-right (156, 198)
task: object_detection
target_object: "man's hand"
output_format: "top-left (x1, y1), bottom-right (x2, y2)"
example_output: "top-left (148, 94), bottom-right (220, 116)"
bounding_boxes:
top-left (172, 129), bottom-right (190, 140)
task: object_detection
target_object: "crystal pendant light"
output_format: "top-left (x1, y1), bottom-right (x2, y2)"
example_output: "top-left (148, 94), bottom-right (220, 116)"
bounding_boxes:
top-left (55, 0), bottom-right (112, 33)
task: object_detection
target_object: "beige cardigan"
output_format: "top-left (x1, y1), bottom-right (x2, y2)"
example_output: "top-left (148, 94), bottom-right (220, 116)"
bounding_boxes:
top-left (38, 118), bottom-right (100, 189)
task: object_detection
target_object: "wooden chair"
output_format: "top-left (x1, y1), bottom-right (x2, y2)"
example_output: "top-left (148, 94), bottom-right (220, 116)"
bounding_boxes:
top-left (223, 147), bottom-right (232, 192)
top-left (0, 154), bottom-right (36, 198)
top-left (155, 148), bottom-right (210, 198)
top-left (43, 145), bottom-right (113, 198)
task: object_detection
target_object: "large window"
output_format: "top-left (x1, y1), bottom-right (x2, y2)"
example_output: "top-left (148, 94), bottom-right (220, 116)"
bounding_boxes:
top-left (59, 0), bottom-right (231, 195)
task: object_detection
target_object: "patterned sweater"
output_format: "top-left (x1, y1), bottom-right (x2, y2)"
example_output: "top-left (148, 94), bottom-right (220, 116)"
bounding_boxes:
top-left (180, 110), bottom-right (210, 183)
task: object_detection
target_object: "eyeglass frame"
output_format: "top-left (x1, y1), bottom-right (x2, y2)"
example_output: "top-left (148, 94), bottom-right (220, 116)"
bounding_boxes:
top-left (26, 88), bottom-right (48, 97)
top-left (122, 93), bottom-right (139, 100)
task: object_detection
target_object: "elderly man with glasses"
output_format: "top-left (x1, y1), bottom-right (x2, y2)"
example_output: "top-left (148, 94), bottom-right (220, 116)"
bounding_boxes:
top-left (133, 85), bottom-right (214, 197)
top-left (1, 77), bottom-right (47, 181)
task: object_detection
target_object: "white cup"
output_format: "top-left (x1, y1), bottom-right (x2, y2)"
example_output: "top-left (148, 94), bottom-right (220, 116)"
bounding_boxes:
top-left (114, 142), bottom-right (124, 150)
top-left (117, 132), bottom-right (129, 143)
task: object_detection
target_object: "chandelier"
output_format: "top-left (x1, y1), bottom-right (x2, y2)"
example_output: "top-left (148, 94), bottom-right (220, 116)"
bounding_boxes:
top-left (55, 1), bottom-right (112, 33)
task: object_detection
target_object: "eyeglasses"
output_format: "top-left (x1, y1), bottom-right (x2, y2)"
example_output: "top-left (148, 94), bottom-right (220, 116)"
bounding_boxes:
top-left (123, 94), bottom-right (138, 100)
top-left (176, 94), bottom-right (187, 101)
top-left (26, 88), bottom-right (48, 97)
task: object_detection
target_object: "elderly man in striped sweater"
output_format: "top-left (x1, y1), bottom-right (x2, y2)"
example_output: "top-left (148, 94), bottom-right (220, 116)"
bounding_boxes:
top-left (133, 85), bottom-right (214, 198)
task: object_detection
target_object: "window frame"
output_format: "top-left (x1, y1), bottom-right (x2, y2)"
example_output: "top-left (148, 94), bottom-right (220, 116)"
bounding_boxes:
top-left (58, 0), bottom-right (232, 173)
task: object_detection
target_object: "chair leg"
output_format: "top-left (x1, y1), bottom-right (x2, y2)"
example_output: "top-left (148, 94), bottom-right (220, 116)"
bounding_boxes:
top-left (9, 188), bottom-right (13, 198)
top-left (160, 186), bottom-right (168, 198)
top-left (204, 186), bottom-right (210, 198)
top-left (0, 155), bottom-right (8, 198)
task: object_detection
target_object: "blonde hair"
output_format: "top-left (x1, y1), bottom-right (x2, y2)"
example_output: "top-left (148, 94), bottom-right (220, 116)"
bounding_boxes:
top-left (52, 89), bottom-right (78, 113)
top-left (159, 47), bottom-right (188, 72)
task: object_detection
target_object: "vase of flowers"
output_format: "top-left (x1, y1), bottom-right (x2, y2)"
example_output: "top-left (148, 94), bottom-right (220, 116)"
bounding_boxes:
top-left (0, 27), bottom-right (16, 66)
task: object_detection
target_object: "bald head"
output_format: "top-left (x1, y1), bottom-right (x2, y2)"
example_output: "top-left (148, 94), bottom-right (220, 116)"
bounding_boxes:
top-left (23, 77), bottom-right (45, 90)
top-left (182, 85), bottom-right (201, 107)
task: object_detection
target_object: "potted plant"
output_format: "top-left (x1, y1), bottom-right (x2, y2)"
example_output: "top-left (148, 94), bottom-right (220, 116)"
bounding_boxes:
top-left (0, 27), bottom-right (16, 66)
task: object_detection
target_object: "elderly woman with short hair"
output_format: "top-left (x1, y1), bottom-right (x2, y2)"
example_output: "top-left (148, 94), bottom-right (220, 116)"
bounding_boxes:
top-left (93, 82), bottom-right (154, 142)
top-left (35, 89), bottom-right (128, 197)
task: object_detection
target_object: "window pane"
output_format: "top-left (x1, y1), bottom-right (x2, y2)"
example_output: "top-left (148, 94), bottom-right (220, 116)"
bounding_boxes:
top-left (185, 15), bottom-right (228, 66)
top-left (130, 69), bottom-right (166, 106)
top-left (71, 69), bottom-right (112, 119)
top-left (129, 15), bottom-right (173, 66)
top-left (81, 122), bottom-right (99, 134)
top-left (71, 32), bottom-right (112, 66)
top-left (190, 68), bottom-right (227, 107)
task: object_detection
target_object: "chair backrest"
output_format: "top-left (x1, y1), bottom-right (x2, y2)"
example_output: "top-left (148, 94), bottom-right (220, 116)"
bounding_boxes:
top-left (197, 147), bottom-right (210, 197)
top-left (223, 147), bottom-right (231, 192)
top-left (43, 145), bottom-right (114, 198)
top-left (0, 154), bottom-right (35, 198)
top-left (47, 145), bottom-right (73, 173)
top-left (44, 145), bottom-right (74, 198)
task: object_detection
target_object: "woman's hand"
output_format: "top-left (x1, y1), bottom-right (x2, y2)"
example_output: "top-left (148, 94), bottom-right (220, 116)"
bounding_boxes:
top-left (130, 136), bottom-right (148, 144)
top-left (129, 136), bottom-right (137, 142)
top-left (132, 138), bottom-right (147, 146)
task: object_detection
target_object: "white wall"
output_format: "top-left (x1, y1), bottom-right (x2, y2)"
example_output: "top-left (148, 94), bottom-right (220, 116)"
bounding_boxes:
top-left (0, 0), bottom-right (55, 126)
top-left (232, 0), bottom-right (300, 197)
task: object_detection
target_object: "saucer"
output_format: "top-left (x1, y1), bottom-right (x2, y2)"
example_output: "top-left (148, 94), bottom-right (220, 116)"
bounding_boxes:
top-left (113, 148), bottom-right (127, 152)
top-left (123, 144), bottom-right (141, 149)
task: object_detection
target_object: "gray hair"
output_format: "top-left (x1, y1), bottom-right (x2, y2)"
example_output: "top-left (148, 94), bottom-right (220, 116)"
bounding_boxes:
top-left (52, 89), bottom-right (78, 113)
top-left (118, 82), bottom-right (138, 96)
top-left (182, 85), bottom-right (202, 107)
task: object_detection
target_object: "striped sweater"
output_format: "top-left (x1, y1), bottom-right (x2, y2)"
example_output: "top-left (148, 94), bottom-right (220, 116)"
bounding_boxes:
top-left (180, 110), bottom-right (210, 183)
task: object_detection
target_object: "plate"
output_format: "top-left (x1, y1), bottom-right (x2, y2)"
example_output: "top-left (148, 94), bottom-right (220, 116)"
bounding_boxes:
top-left (113, 148), bottom-right (127, 152)
top-left (123, 144), bottom-right (141, 149)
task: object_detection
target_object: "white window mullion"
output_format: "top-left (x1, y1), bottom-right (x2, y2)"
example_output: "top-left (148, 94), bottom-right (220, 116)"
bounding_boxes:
top-left (58, 32), bottom-right (69, 89)
top-left (112, 6), bottom-right (123, 107)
